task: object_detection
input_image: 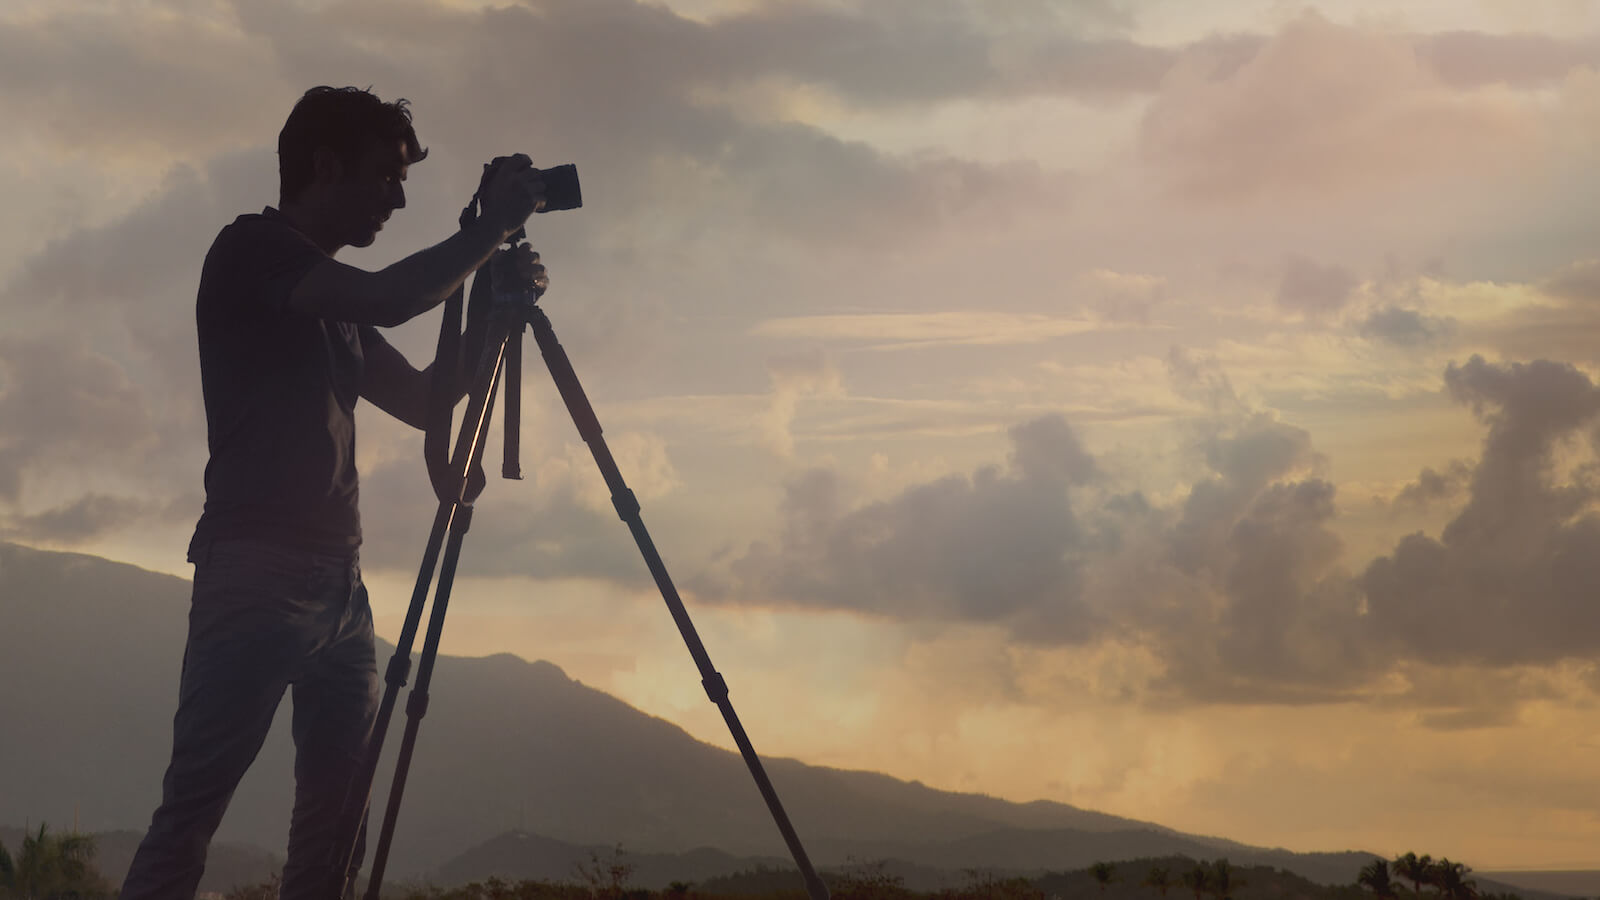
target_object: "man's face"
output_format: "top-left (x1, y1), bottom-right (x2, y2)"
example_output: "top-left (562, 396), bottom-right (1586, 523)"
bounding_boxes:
top-left (332, 138), bottom-right (410, 249)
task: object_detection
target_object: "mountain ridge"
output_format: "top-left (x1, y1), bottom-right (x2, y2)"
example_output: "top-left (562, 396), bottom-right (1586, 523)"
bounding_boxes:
top-left (1, 541), bottom-right (1378, 886)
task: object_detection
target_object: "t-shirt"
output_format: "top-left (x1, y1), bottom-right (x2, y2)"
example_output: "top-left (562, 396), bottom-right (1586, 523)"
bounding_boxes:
top-left (188, 207), bottom-right (377, 557)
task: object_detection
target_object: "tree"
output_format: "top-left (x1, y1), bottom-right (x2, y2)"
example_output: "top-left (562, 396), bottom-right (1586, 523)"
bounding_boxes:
top-left (1209, 859), bottom-right (1242, 900)
top-left (1393, 853), bottom-right (1434, 898)
top-left (1181, 863), bottom-right (1212, 900)
top-left (1430, 859), bottom-right (1477, 900)
top-left (1144, 866), bottom-right (1174, 898)
top-left (1091, 863), bottom-right (1118, 894)
top-left (1359, 858), bottom-right (1398, 900)
top-left (0, 823), bottom-right (109, 899)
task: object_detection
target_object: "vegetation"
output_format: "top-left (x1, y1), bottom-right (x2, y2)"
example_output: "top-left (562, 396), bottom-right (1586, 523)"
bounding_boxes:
top-left (212, 852), bottom-right (1533, 900)
top-left (0, 827), bottom-right (1525, 900)
top-left (0, 823), bottom-right (112, 899)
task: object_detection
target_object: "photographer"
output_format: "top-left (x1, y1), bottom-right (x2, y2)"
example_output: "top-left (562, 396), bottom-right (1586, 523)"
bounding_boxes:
top-left (119, 86), bottom-right (547, 900)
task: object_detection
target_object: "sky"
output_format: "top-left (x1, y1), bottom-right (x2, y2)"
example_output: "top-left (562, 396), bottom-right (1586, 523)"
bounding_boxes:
top-left (5, 0), bottom-right (1600, 870)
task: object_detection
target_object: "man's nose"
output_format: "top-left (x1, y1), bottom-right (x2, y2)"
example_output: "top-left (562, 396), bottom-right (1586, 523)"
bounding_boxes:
top-left (389, 184), bottom-right (406, 211)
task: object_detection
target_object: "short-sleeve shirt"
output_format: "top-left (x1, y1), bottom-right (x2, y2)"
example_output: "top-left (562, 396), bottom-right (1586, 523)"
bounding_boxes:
top-left (188, 207), bottom-right (376, 557)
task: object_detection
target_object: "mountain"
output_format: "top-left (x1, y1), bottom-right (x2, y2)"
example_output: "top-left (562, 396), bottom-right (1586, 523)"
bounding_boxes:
top-left (0, 541), bottom-right (1377, 889)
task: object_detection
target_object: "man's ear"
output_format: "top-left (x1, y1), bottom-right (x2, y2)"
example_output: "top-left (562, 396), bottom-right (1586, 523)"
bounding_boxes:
top-left (311, 146), bottom-right (344, 185)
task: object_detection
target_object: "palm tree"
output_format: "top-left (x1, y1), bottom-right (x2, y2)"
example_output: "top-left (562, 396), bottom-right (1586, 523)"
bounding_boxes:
top-left (1181, 862), bottom-right (1212, 900)
top-left (1091, 862), bottom-right (1118, 894)
top-left (1393, 853), bottom-right (1434, 898)
top-left (1210, 859), bottom-right (1242, 900)
top-left (4, 823), bottom-right (103, 898)
top-left (1359, 858), bottom-right (1398, 900)
top-left (1144, 866), bottom-right (1174, 898)
top-left (1430, 859), bottom-right (1477, 900)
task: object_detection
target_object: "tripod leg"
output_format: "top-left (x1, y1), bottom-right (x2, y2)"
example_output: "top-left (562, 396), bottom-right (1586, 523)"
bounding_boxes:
top-left (361, 501), bottom-right (476, 899)
top-left (526, 306), bottom-right (830, 900)
top-left (329, 500), bottom-right (458, 898)
top-left (356, 330), bottom-right (512, 899)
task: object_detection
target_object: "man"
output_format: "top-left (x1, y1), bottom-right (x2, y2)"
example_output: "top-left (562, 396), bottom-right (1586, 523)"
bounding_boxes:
top-left (119, 86), bottom-right (547, 900)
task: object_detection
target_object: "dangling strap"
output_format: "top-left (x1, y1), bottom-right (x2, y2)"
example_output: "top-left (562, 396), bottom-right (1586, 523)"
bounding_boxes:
top-left (424, 185), bottom-right (493, 503)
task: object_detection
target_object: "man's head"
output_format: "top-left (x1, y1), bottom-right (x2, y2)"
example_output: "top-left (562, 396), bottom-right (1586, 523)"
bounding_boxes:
top-left (277, 86), bottom-right (428, 251)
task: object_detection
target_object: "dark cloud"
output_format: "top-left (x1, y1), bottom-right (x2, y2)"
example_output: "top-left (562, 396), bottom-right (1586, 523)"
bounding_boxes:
top-left (1359, 305), bottom-right (1453, 347)
top-left (1391, 460), bottom-right (1474, 511)
top-left (0, 338), bottom-right (156, 503)
top-left (1415, 31), bottom-right (1600, 89)
top-left (0, 492), bottom-right (197, 544)
top-left (726, 414), bottom-right (1101, 643)
top-left (1363, 356), bottom-right (1600, 667)
top-left (1276, 256), bottom-right (1357, 315)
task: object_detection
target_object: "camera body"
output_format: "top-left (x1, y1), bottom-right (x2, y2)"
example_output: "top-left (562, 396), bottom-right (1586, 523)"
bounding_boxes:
top-left (480, 157), bottom-right (582, 215)
top-left (535, 163), bottom-right (582, 213)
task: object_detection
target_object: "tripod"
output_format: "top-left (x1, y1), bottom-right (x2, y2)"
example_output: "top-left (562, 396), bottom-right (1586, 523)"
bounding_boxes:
top-left (328, 243), bottom-right (830, 900)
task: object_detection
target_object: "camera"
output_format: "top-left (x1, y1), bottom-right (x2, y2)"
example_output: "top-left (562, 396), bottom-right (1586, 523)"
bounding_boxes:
top-left (534, 163), bottom-right (582, 212)
top-left (480, 157), bottom-right (582, 214)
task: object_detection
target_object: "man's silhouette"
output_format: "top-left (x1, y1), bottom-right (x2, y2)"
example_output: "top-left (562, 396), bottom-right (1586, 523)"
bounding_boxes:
top-left (120, 86), bottom-right (547, 900)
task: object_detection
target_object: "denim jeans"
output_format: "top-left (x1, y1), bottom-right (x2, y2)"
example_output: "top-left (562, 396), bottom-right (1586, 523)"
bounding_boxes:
top-left (119, 538), bottom-right (379, 900)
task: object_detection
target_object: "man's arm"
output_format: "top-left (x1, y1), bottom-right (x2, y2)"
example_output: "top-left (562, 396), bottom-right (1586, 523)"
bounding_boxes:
top-left (359, 328), bottom-right (452, 430)
top-left (288, 157), bottom-right (545, 327)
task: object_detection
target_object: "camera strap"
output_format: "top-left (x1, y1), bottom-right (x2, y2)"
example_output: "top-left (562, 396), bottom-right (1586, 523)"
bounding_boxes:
top-left (423, 189), bottom-right (498, 504)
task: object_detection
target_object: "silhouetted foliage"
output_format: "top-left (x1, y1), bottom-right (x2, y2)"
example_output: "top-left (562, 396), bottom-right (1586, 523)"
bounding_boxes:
top-left (1143, 867), bottom-right (1172, 898)
top-left (831, 858), bottom-right (915, 900)
top-left (0, 823), bottom-right (111, 899)
top-left (1357, 859), bottom-right (1396, 900)
top-left (1392, 854), bottom-right (1434, 899)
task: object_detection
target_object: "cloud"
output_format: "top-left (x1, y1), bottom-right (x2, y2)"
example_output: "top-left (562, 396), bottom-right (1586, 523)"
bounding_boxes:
top-left (1276, 256), bottom-right (1357, 316)
top-left (1391, 459), bottom-right (1474, 511)
top-left (751, 312), bottom-right (1106, 348)
top-left (0, 492), bottom-right (195, 544)
top-left (1362, 356), bottom-right (1600, 667)
top-left (726, 414), bottom-right (1102, 643)
top-left (1358, 305), bottom-right (1453, 347)
top-left (1414, 30), bottom-right (1600, 89)
top-left (1540, 258), bottom-right (1600, 304)
top-left (761, 351), bottom-right (843, 457)
top-left (0, 338), bottom-right (156, 504)
top-left (1137, 11), bottom-right (1541, 203)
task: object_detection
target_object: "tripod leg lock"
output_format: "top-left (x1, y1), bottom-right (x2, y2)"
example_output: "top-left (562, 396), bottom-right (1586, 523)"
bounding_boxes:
top-left (406, 690), bottom-right (431, 719)
top-left (701, 671), bottom-right (730, 705)
top-left (611, 488), bottom-right (641, 521)
top-left (385, 655), bottom-right (412, 688)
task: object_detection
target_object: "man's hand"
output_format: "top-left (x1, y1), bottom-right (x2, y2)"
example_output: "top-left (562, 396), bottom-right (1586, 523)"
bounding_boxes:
top-left (479, 155), bottom-right (547, 238)
top-left (492, 243), bottom-right (549, 295)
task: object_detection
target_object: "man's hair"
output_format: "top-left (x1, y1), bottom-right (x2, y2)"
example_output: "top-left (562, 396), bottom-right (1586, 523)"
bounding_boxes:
top-left (277, 86), bottom-right (428, 202)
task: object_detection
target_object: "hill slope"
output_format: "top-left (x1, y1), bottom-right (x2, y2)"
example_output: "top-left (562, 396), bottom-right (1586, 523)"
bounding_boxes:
top-left (0, 542), bottom-right (1372, 884)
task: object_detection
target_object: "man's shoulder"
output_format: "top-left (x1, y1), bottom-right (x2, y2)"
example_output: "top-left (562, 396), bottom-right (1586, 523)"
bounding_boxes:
top-left (211, 208), bottom-right (313, 251)
top-left (199, 208), bottom-right (326, 316)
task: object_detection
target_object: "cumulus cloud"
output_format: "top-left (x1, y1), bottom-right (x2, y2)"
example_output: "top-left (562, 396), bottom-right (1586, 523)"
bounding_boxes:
top-left (1363, 356), bottom-right (1600, 666)
top-left (713, 396), bottom-right (1378, 703)
top-left (1391, 459), bottom-right (1474, 511)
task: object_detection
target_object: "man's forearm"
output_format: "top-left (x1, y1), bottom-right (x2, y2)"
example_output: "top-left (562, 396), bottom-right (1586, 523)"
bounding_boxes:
top-left (374, 216), bottom-right (513, 324)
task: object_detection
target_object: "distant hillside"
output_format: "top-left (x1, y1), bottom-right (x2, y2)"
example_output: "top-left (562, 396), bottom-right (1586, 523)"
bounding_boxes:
top-left (1, 541), bottom-right (1379, 886)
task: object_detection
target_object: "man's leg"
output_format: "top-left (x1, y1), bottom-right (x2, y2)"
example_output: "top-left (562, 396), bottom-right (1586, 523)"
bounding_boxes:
top-left (119, 541), bottom-right (317, 900)
top-left (280, 553), bottom-right (380, 900)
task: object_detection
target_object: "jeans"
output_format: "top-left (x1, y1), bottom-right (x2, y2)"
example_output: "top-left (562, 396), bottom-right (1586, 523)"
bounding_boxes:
top-left (119, 538), bottom-right (379, 900)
